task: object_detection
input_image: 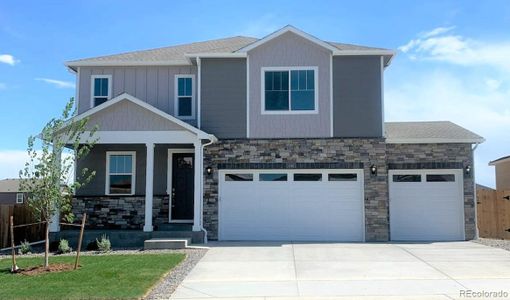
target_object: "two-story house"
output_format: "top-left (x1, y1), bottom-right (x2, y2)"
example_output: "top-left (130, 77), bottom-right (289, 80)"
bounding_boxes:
top-left (58, 26), bottom-right (484, 244)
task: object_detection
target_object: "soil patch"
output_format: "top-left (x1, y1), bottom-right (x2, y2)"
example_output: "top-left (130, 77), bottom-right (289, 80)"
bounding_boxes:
top-left (18, 263), bottom-right (76, 276)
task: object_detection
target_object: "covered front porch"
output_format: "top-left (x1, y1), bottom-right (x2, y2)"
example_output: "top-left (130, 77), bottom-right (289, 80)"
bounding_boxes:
top-left (63, 93), bottom-right (216, 242)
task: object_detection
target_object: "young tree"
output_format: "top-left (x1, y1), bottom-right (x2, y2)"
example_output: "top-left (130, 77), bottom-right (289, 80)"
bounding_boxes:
top-left (19, 97), bottom-right (97, 268)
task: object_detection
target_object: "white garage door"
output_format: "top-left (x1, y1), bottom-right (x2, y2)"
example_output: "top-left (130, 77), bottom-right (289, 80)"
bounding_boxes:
top-left (219, 169), bottom-right (365, 241)
top-left (389, 169), bottom-right (465, 241)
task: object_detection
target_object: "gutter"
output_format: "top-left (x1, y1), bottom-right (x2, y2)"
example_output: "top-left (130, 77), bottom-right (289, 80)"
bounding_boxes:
top-left (199, 135), bottom-right (217, 243)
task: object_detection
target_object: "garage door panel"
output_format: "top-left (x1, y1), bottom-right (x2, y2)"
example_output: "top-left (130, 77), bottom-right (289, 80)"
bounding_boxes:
top-left (219, 170), bottom-right (364, 241)
top-left (389, 170), bottom-right (464, 241)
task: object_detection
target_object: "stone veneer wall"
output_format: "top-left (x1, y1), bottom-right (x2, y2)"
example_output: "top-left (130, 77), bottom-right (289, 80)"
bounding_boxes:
top-left (72, 195), bottom-right (169, 230)
top-left (386, 143), bottom-right (476, 239)
top-left (203, 138), bottom-right (389, 241)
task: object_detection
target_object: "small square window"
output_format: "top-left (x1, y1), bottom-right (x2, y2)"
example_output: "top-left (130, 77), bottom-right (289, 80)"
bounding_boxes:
top-left (260, 173), bottom-right (288, 181)
top-left (393, 175), bottom-right (421, 182)
top-left (426, 174), bottom-right (455, 182)
top-left (294, 173), bottom-right (322, 181)
top-left (225, 174), bottom-right (253, 181)
top-left (328, 173), bottom-right (357, 181)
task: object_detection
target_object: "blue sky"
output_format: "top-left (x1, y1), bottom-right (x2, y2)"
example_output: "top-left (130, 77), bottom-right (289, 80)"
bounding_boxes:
top-left (1, 0), bottom-right (509, 187)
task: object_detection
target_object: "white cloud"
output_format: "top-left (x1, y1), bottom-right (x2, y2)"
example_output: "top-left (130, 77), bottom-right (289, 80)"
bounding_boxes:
top-left (485, 78), bottom-right (502, 91)
top-left (35, 78), bottom-right (76, 89)
top-left (419, 26), bottom-right (455, 38)
top-left (0, 54), bottom-right (19, 66)
top-left (399, 27), bottom-right (510, 72)
top-left (386, 70), bottom-right (510, 188)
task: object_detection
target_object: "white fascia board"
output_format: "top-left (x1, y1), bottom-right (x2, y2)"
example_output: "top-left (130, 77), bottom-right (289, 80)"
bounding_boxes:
top-left (73, 92), bottom-right (216, 141)
top-left (489, 157), bottom-right (510, 166)
top-left (386, 138), bottom-right (486, 144)
top-left (237, 25), bottom-right (339, 53)
top-left (184, 52), bottom-right (246, 58)
top-left (332, 50), bottom-right (396, 56)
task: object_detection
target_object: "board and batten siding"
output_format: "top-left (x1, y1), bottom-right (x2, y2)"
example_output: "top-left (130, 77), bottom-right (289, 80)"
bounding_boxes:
top-left (77, 66), bottom-right (197, 126)
top-left (201, 58), bottom-right (247, 138)
top-left (84, 100), bottom-right (188, 132)
top-left (332, 56), bottom-right (383, 137)
top-left (248, 31), bottom-right (332, 138)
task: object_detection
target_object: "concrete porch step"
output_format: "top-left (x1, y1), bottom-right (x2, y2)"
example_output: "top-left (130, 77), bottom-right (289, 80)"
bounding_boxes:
top-left (144, 238), bottom-right (192, 250)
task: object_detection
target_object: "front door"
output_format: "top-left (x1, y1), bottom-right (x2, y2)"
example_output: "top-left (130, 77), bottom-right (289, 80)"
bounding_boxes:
top-left (170, 153), bottom-right (194, 222)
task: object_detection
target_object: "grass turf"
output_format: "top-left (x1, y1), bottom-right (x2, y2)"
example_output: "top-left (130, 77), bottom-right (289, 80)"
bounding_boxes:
top-left (0, 253), bottom-right (185, 299)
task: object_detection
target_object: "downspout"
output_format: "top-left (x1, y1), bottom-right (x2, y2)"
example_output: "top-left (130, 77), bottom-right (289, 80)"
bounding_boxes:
top-left (199, 135), bottom-right (216, 243)
top-left (472, 142), bottom-right (480, 240)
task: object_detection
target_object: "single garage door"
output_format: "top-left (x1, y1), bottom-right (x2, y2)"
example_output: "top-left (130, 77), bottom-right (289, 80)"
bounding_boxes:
top-left (219, 169), bottom-right (365, 241)
top-left (389, 169), bottom-right (465, 241)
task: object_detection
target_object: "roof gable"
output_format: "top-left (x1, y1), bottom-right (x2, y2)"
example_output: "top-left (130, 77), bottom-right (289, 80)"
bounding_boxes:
top-left (237, 25), bottom-right (339, 53)
top-left (75, 93), bottom-right (215, 140)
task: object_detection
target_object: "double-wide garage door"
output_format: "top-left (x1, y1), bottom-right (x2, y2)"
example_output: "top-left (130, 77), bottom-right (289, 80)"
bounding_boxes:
top-left (218, 169), bottom-right (364, 241)
top-left (389, 169), bottom-right (465, 241)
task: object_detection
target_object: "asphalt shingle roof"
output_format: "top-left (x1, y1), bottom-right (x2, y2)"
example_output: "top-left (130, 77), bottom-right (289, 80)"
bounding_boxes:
top-left (0, 179), bottom-right (21, 193)
top-left (66, 35), bottom-right (392, 67)
top-left (385, 121), bottom-right (484, 143)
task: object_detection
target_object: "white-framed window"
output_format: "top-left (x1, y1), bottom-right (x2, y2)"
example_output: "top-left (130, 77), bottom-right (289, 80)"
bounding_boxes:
top-left (16, 193), bottom-right (24, 204)
top-left (174, 75), bottom-right (195, 119)
top-left (261, 66), bottom-right (318, 114)
top-left (106, 151), bottom-right (136, 195)
top-left (91, 75), bottom-right (112, 107)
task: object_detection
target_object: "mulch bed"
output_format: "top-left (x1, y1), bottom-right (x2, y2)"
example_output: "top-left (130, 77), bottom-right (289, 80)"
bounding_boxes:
top-left (17, 263), bottom-right (76, 276)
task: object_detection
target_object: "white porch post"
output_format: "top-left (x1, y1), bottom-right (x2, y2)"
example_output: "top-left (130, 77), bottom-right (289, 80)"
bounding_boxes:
top-left (143, 142), bottom-right (155, 232)
top-left (193, 141), bottom-right (202, 231)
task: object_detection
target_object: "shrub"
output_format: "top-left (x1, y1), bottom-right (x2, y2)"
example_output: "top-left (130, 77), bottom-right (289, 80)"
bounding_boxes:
top-left (57, 239), bottom-right (72, 254)
top-left (18, 240), bottom-right (32, 255)
top-left (96, 234), bottom-right (111, 252)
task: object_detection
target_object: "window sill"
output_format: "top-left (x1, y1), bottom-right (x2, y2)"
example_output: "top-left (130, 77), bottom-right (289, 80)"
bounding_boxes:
top-left (261, 110), bottom-right (319, 115)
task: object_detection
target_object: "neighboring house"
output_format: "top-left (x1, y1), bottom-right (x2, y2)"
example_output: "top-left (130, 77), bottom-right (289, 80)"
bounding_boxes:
top-left (61, 25), bottom-right (484, 243)
top-left (489, 155), bottom-right (510, 190)
top-left (0, 179), bottom-right (25, 205)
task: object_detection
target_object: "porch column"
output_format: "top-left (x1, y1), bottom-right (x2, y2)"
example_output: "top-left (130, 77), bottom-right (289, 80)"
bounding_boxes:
top-left (143, 142), bottom-right (155, 232)
top-left (193, 141), bottom-right (202, 232)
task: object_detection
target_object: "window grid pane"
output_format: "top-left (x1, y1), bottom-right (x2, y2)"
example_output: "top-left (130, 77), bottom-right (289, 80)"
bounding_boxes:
top-left (178, 97), bottom-right (192, 116)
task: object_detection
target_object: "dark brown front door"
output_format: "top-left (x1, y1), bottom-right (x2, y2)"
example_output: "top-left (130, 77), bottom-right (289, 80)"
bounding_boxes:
top-left (171, 153), bottom-right (194, 221)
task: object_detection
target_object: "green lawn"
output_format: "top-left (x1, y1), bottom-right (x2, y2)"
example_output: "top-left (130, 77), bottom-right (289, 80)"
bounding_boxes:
top-left (0, 253), bottom-right (185, 299)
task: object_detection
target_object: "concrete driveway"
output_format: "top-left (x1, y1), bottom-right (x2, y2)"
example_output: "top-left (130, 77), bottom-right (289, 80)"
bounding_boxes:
top-left (171, 242), bottom-right (510, 299)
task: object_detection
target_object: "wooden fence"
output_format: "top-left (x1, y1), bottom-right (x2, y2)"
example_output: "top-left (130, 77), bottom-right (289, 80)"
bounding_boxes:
top-left (0, 204), bottom-right (44, 249)
top-left (477, 189), bottom-right (510, 240)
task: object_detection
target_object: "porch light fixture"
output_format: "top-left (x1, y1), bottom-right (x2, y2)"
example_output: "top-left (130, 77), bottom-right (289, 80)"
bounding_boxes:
top-left (206, 166), bottom-right (213, 175)
top-left (465, 165), bottom-right (471, 175)
top-left (370, 165), bottom-right (377, 176)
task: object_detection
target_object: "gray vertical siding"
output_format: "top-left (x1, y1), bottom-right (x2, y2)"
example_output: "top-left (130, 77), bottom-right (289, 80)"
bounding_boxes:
top-left (248, 31), bottom-right (332, 138)
top-left (77, 66), bottom-right (198, 126)
top-left (333, 56), bottom-right (383, 137)
top-left (201, 58), bottom-right (247, 138)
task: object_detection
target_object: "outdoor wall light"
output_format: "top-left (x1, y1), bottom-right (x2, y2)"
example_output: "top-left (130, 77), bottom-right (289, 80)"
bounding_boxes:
top-left (370, 165), bottom-right (377, 175)
top-left (206, 166), bottom-right (213, 175)
top-left (465, 165), bottom-right (471, 175)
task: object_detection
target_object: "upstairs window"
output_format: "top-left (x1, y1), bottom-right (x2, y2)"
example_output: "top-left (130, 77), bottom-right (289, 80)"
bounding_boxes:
top-left (175, 75), bottom-right (195, 119)
top-left (16, 193), bottom-right (24, 204)
top-left (91, 75), bottom-right (112, 107)
top-left (106, 152), bottom-right (136, 195)
top-left (263, 67), bottom-right (317, 113)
